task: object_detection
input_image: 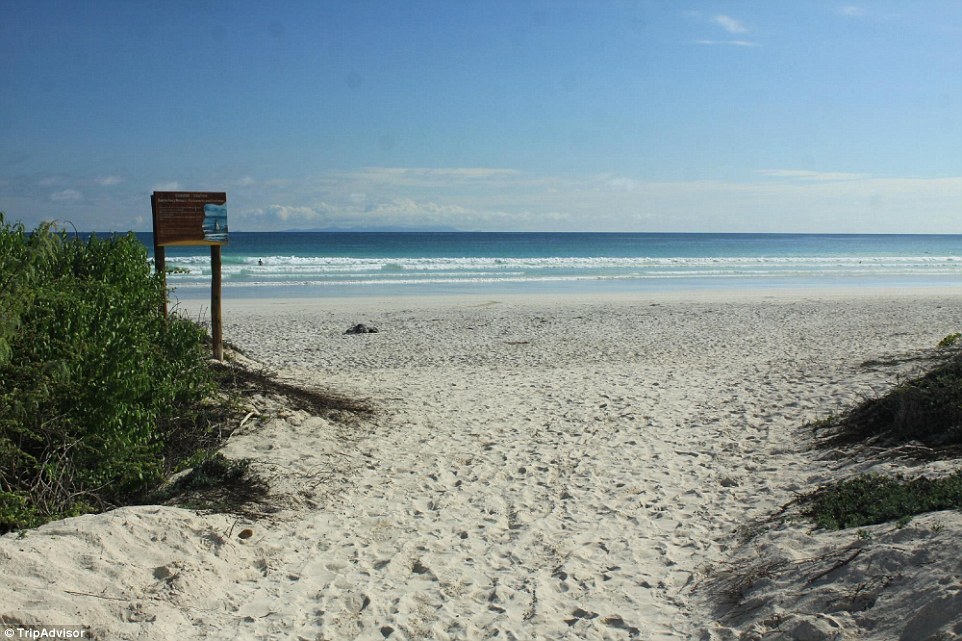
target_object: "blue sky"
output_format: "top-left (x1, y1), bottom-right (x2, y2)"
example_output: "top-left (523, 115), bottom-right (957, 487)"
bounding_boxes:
top-left (2, 1), bottom-right (961, 233)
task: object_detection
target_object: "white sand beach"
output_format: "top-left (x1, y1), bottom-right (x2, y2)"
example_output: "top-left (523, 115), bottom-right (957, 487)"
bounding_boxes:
top-left (3, 288), bottom-right (962, 640)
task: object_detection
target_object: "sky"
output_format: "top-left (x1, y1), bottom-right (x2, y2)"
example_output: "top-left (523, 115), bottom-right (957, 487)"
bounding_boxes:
top-left (2, 1), bottom-right (961, 233)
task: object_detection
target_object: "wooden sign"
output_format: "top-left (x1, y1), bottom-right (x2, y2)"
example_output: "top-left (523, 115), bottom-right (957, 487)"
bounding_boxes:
top-left (151, 191), bottom-right (227, 246)
top-left (151, 190), bottom-right (228, 361)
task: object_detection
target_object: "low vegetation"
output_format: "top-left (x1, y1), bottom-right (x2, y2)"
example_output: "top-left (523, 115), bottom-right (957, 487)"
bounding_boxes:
top-left (803, 336), bottom-right (962, 530)
top-left (0, 216), bottom-right (243, 532)
top-left (804, 470), bottom-right (962, 531)
top-left (813, 343), bottom-right (962, 452)
top-left (147, 452), bottom-right (268, 518)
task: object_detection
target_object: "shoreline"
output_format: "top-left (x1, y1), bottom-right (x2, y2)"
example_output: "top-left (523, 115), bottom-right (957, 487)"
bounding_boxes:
top-left (173, 283), bottom-right (962, 317)
top-left (4, 290), bottom-right (962, 639)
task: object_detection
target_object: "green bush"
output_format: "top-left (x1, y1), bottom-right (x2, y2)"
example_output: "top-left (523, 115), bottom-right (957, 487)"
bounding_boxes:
top-left (938, 332), bottom-right (961, 350)
top-left (0, 215), bottom-right (214, 532)
top-left (805, 471), bottom-right (962, 530)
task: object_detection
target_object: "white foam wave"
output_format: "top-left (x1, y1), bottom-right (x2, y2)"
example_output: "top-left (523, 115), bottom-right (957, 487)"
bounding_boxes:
top-left (165, 255), bottom-right (962, 272)
top-left (161, 253), bottom-right (962, 289)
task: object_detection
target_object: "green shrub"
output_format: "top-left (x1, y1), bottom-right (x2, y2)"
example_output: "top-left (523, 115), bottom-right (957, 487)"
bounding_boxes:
top-left (805, 471), bottom-right (962, 530)
top-left (938, 332), bottom-right (962, 350)
top-left (0, 215), bottom-right (214, 532)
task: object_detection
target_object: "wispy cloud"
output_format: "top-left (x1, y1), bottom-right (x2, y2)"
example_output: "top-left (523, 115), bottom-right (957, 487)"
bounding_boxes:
top-left (838, 5), bottom-right (866, 17)
top-left (349, 167), bottom-right (522, 187)
top-left (95, 175), bottom-right (123, 187)
top-left (370, 167), bottom-right (519, 178)
top-left (757, 169), bottom-right (869, 181)
top-left (186, 168), bottom-right (962, 232)
top-left (713, 15), bottom-right (748, 34)
top-left (7, 165), bottom-right (962, 233)
top-left (693, 14), bottom-right (758, 46)
top-left (50, 189), bottom-right (82, 201)
top-left (238, 196), bottom-right (474, 230)
top-left (694, 40), bottom-right (758, 47)
top-left (243, 204), bottom-right (333, 224)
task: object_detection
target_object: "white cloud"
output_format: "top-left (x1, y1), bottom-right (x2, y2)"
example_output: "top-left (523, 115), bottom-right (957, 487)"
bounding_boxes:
top-left (606, 177), bottom-right (640, 192)
top-left (757, 169), bottom-right (869, 181)
top-left (96, 175), bottom-right (123, 186)
top-left (241, 168), bottom-right (962, 233)
top-left (694, 39), bottom-right (758, 47)
top-left (366, 167), bottom-right (519, 179)
top-left (694, 14), bottom-right (757, 46)
top-left (237, 195), bottom-right (479, 230)
top-left (363, 197), bottom-right (471, 218)
top-left (248, 204), bottom-right (331, 223)
top-left (838, 6), bottom-right (866, 17)
top-left (591, 174), bottom-right (962, 232)
top-left (7, 165), bottom-right (961, 234)
top-left (50, 189), bottom-right (82, 201)
top-left (346, 166), bottom-right (522, 189)
top-left (713, 15), bottom-right (748, 34)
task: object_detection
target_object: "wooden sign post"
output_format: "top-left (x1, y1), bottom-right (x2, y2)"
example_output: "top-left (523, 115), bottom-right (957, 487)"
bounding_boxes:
top-left (150, 191), bottom-right (228, 361)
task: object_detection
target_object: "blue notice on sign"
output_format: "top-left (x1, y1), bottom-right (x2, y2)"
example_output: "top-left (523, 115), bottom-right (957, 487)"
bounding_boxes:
top-left (203, 204), bottom-right (228, 242)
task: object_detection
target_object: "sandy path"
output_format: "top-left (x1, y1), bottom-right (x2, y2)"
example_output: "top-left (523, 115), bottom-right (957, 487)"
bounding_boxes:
top-left (204, 293), bottom-right (959, 640)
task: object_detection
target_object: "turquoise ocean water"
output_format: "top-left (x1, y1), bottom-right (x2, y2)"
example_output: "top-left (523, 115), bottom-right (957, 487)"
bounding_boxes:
top-left (137, 232), bottom-right (962, 299)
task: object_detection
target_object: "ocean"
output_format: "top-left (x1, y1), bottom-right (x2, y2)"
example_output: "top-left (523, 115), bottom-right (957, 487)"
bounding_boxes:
top-left (136, 232), bottom-right (962, 299)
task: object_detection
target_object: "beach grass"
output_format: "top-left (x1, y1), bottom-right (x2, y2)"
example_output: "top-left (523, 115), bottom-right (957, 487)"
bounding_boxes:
top-left (813, 340), bottom-right (962, 453)
top-left (146, 452), bottom-right (269, 518)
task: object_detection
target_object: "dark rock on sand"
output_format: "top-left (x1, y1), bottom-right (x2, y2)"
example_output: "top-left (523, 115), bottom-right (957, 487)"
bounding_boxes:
top-left (345, 324), bottom-right (379, 335)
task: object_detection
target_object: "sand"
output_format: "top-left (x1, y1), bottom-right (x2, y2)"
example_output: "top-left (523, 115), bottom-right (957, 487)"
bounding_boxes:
top-left (3, 287), bottom-right (962, 640)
